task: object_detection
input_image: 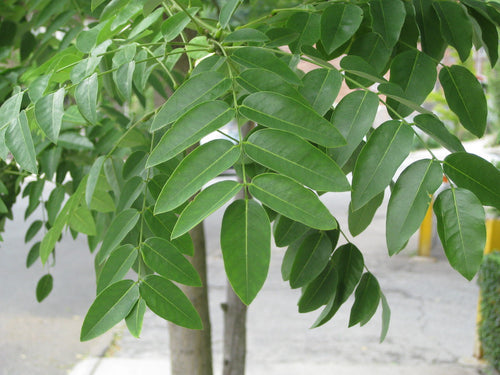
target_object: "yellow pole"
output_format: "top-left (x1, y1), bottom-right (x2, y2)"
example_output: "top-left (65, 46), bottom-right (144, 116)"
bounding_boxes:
top-left (474, 218), bottom-right (500, 359)
top-left (418, 201), bottom-right (434, 257)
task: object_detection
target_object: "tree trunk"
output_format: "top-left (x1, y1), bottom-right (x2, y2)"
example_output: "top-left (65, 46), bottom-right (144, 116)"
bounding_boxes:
top-left (169, 222), bottom-right (213, 375)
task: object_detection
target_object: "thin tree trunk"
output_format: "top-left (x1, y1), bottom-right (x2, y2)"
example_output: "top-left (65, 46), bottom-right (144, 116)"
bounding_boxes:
top-left (169, 222), bottom-right (213, 375)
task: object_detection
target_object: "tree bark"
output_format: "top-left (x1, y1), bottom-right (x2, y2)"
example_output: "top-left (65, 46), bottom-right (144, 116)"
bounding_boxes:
top-left (169, 222), bottom-right (213, 375)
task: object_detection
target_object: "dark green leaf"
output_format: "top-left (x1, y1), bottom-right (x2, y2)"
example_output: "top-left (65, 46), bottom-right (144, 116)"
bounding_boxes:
top-left (220, 0), bottom-right (243, 28)
top-left (340, 55), bottom-right (385, 88)
top-left (466, 7), bottom-right (498, 66)
top-left (144, 208), bottom-right (194, 256)
top-left (386, 159), bottom-right (442, 255)
top-left (286, 12), bottom-right (320, 53)
top-left (26, 242), bottom-right (41, 268)
top-left (443, 152), bottom-right (500, 209)
top-left (300, 68), bottom-right (342, 116)
top-left (249, 173), bottom-right (337, 230)
top-left (412, 0), bottom-right (446, 59)
top-left (6, 111), bottom-right (37, 174)
top-left (236, 69), bottom-right (305, 102)
top-left (439, 65), bottom-right (487, 138)
top-left (162, 8), bottom-right (199, 41)
top-left (349, 272), bottom-right (380, 327)
top-left (245, 129), bottom-right (349, 192)
top-left (231, 47), bottom-right (301, 85)
top-left (433, 1), bottom-right (473, 62)
top-left (273, 215), bottom-right (310, 248)
top-left (173, 181), bottom-right (242, 239)
top-left (97, 245), bottom-right (138, 293)
top-left (116, 176), bottom-right (143, 212)
top-left (46, 187), bottom-right (65, 226)
top-left (141, 237), bottom-right (201, 286)
top-left (75, 73), bottom-right (98, 125)
top-left (413, 114), bottom-right (465, 153)
top-left (298, 261), bottom-right (338, 313)
top-left (140, 274), bottom-right (202, 329)
top-left (434, 188), bottom-right (485, 280)
top-left (125, 298), bottom-right (146, 338)
top-left (25, 220), bottom-right (43, 243)
top-left (35, 88), bottom-right (65, 143)
top-left (81, 280), bottom-right (139, 341)
top-left (387, 50), bottom-right (437, 118)
top-left (221, 199), bottom-right (271, 304)
top-left (115, 61), bottom-right (135, 102)
top-left (348, 33), bottom-right (392, 74)
top-left (147, 101), bottom-right (235, 167)
top-left (281, 233), bottom-right (311, 281)
top-left (240, 92), bottom-right (345, 148)
top-left (97, 209), bottom-right (140, 264)
top-left (86, 156), bottom-right (105, 207)
top-left (155, 140), bottom-right (240, 213)
top-left (0, 91), bottom-right (23, 129)
top-left (369, 0), bottom-right (406, 47)
top-left (123, 151), bottom-right (147, 180)
top-left (352, 120), bottom-right (414, 209)
top-left (320, 3), bottom-right (363, 54)
top-left (20, 32), bottom-right (36, 61)
top-left (0, 20), bottom-right (16, 47)
top-left (36, 274), bottom-right (53, 302)
top-left (151, 71), bottom-right (231, 131)
top-left (290, 232), bottom-right (332, 289)
top-left (329, 90), bottom-right (379, 167)
top-left (223, 28), bottom-right (270, 43)
top-left (348, 191), bottom-right (384, 237)
top-left (129, 8), bottom-right (163, 39)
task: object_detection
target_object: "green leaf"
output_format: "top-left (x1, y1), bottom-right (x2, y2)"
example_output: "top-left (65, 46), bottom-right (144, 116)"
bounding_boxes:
top-left (46, 187), bottom-right (65, 226)
top-left (140, 274), bottom-right (203, 329)
top-left (223, 28), bottom-right (270, 43)
top-left (141, 237), bottom-right (201, 287)
top-left (151, 71), bottom-right (231, 131)
top-left (386, 159), bottom-right (442, 255)
top-left (26, 242), bottom-right (41, 268)
top-left (96, 209), bottom-right (140, 264)
top-left (0, 91), bottom-right (23, 129)
top-left (58, 133), bottom-right (94, 151)
top-left (352, 120), bottom-right (414, 210)
top-left (155, 140), bottom-right (240, 214)
top-left (281, 234), bottom-right (310, 281)
top-left (466, 7), bottom-right (498, 67)
top-left (162, 8), bottom-right (199, 42)
top-left (349, 33), bottom-right (392, 74)
top-left (236, 69), bottom-right (305, 103)
top-left (144, 208), bottom-right (194, 256)
top-left (320, 3), bottom-right (363, 54)
top-left (289, 232), bottom-right (332, 289)
top-left (349, 272), bottom-right (380, 327)
top-left (75, 73), bottom-right (98, 125)
top-left (413, 114), bottom-right (465, 153)
top-left (329, 90), bottom-right (379, 167)
top-left (370, 0), bottom-right (406, 47)
top-left (147, 101), bottom-right (235, 167)
top-left (20, 32), bottom-right (36, 61)
top-left (298, 261), bottom-right (338, 313)
top-left (123, 151), bottom-right (147, 180)
top-left (245, 129), bottom-right (349, 192)
top-left (249, 173), bottom-right (337, 230)
top-left (312, 243), bottom-right (364, 328)
top-left (286, 12), bottom-right (321, 53)
top-left (0, 20), bottom-right (16, 47)
top-left (439, 65), bottom-right (487, 138)
top-left (240, 92), bottom-right (345, 148)
top-left (172, 180), bottom-right (242, 239)
top-left (81, 280), bottom-right (139, 341)
top-left (340, 55), bottom-right (386, 87)
top-left (125, 298), bottom-right (146, 338)
top-left (433, 1), bottom-right (473, 62)
top-left (380, 292), bottom-right (391, 342)
top-left (443, 152), bottom-right (500, 210)
top-left (412, 0), bottom-right (446, 60)
top-left (221, 199), bottom-right (271, 305)
top-left (273, 215), bottom-right (310, 248)
top-left (97, 245), bottom-right (138, 293)
top-left (69, 206), bottom-right (97, 236)
top-left (91, 190), bottom-right (116, 213)
top-left (86, 156), bottom-right (106, 207)
top-left (129, 8), bottom-right (163, 39)
top-left (378, 83), bottom-right (433, 116)
top-left (299, 68), bottom-right (342, 116)
top-left (5, 111), bottom-right (37, 174)
top-left (115, 61), bottom-right (135, 102)
top-left (76, 22), bottom-right (107, 53)
top-left (116, 176), bottom-right (143, 212)
top-left (231, 47), bottom-right (301, 85)
top-left (36, 274), bottom-right (53, 302)
top-left (92, 0), bottom-right (106, 10)
top-left (434, 188), bottom-right (485, 280)
top-left (25, 220), bottom-right (43, 243)
top-left (348, 192), bottom-right (384, 237)
top-left (220, 0), bottom-right (243, 28)
top-left (387, 50), bottom-right (436, 118)
top-left (35, 88), bottom-right (65, 143)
